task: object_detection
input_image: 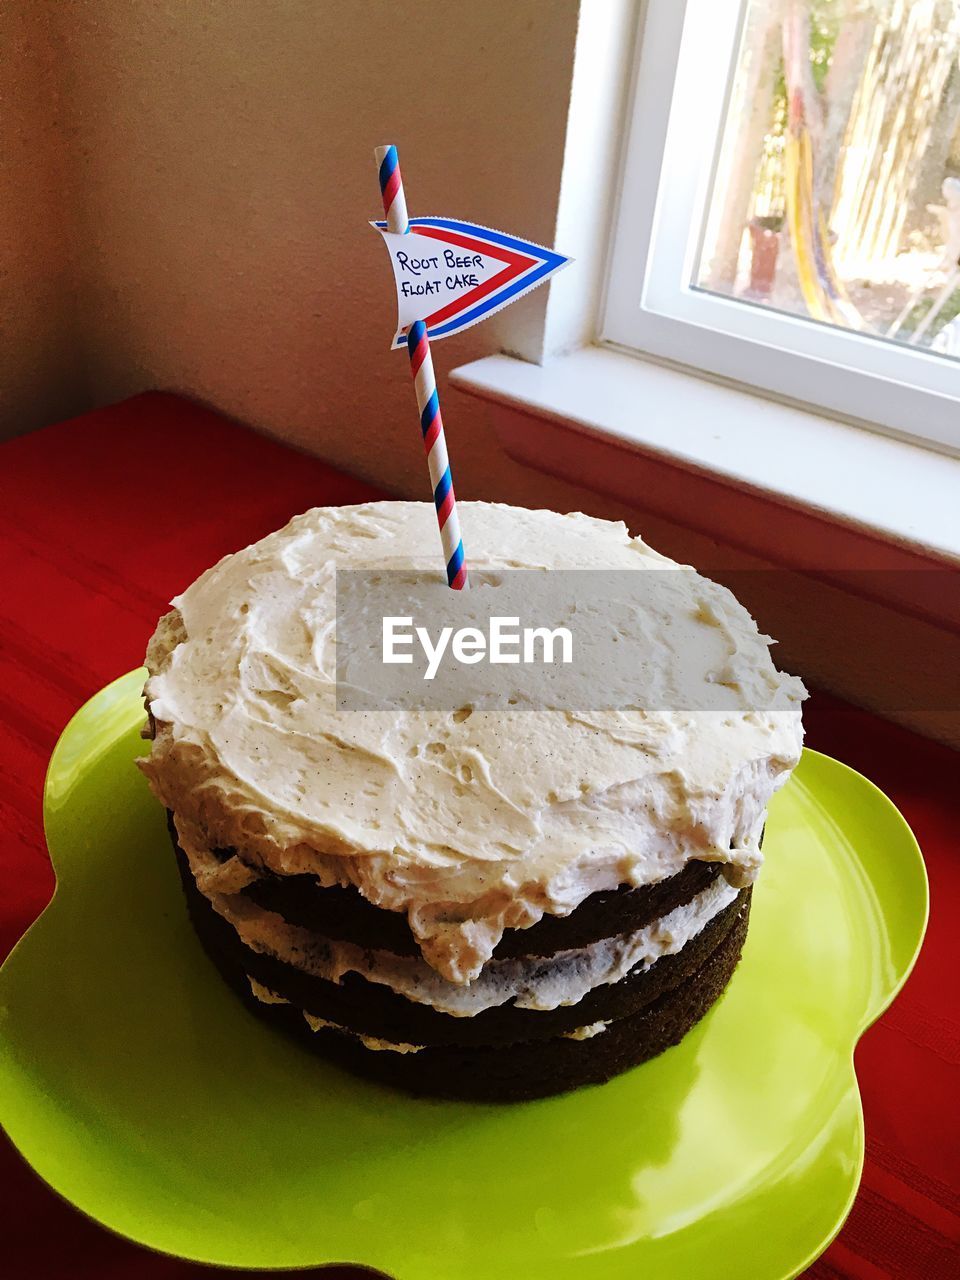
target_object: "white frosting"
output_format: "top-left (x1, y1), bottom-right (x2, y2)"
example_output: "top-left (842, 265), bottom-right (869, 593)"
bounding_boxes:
top-left (248, 978), bottom-right (615, 1052)
top-left (140, 501), bottom-right (804, 984)
top-left (247, 978), bottom-right (425, 1053)
top-left (302, 1014), bottom-right (423, 1054)
top-left (563, 1021), bottom-right (610, 1041)
top-left (188, 836), bottom-right (739, 1016)
top-left (247, 977), bottom-right (288, 1006)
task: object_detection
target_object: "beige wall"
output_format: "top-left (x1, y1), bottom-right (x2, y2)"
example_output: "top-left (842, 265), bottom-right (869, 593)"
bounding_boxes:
top-left (0, 0), bottom-right (651, 553)
top-left (22, 0), bottom-right (590, 512)
top-left (0, 1), bottom-right (86, 438)
top-left (3, 0), bottom-right (644, 546)
top-left (0, 0), bottom-right (629, 538)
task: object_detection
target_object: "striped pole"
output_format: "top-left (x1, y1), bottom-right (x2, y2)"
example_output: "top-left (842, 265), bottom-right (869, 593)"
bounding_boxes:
top-left (375, 144), bottom-right (467, 590)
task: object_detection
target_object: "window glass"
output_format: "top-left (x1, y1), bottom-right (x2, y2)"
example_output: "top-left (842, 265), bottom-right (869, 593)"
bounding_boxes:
top-left (697, 0), bottom-right (960, 358)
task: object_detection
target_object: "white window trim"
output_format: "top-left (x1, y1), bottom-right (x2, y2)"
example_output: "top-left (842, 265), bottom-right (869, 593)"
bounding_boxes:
top-left (603, 0), bottom-right (960, 457)
top-left (451, 346), bottom-right (960, 584)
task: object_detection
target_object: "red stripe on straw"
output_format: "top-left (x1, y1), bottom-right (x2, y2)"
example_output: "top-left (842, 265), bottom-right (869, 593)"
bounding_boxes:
top-left (409, 332), bottom-right (429, 375)
top-left (422, 416), bottom-right (442, 454)
top-left (449, 564), bottom-right (468, 590)
top-left (381, 168), bottom-right (402, 213)
top-left (436, 485), bottom-right (456, 529)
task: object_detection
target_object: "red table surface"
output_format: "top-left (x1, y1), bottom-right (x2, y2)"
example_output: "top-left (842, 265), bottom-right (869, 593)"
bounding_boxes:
top-left (0, 393), bottom-right (956, 1279)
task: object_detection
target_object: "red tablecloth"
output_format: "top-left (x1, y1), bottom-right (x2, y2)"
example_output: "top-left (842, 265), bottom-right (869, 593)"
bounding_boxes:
top-left (1, 393), bottom-right (957, 1278)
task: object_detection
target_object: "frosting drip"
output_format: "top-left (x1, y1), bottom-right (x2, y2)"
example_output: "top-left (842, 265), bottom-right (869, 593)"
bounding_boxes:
top-left (140, 501), bottom-right (804, 983)
top-left (247, 979), bottom-right (425, 1053)
top-left (189, 843), bottom-right (741, 1016)
top-left (247, 979), bottom-right (618, 1053)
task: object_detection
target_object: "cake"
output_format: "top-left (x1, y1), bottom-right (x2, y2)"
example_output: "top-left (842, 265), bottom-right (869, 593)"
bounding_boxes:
top-left (139, 501), bottom-right (805, 1101)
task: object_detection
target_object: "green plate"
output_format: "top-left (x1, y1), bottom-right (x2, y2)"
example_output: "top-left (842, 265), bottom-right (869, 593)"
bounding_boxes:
top-left (0, 670), bottom-right (928, 1278)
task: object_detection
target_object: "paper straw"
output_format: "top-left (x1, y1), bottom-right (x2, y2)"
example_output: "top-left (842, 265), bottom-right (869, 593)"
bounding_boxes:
top-left (375, 144), bottom-right (467, 590)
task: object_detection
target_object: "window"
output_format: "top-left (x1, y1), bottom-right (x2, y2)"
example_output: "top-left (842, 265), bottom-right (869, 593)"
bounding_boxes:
top-left (603, 0), bottom-right (960, 454)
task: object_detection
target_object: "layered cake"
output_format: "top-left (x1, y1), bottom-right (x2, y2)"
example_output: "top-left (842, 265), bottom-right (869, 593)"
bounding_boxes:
top-left (139, 501), bottom-right (805, 1101)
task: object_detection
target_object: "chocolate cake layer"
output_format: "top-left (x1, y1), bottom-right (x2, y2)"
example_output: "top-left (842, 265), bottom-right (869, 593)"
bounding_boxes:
top-left (193, 885), bottom-right (750, 1102)
top-left (174, 836), bottom-right (750, 1050)
top-left (169, 812), bottom-right (723, 961)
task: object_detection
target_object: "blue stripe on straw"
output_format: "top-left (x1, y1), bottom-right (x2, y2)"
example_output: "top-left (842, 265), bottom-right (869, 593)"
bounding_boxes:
top-left (446, 540), bottom-right (465, 585)
top-left (420, 390), bottom-right (440, 436)
top-left (378, 145), bottom-right (399, 194)
top-left (407, 319), bottom-right (426, 352)
top-left (433, 466), bottom-right (453, 509)
top-left (433, 466), bottom-right (452, 510)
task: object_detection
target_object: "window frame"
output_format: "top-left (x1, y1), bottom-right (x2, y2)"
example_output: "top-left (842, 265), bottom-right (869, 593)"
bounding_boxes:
top-left (601, 0), bottom-right (960, 456)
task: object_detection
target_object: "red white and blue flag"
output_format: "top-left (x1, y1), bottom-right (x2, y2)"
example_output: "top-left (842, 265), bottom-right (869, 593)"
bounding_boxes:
top-left (372, 216), bottom-right (571, 348)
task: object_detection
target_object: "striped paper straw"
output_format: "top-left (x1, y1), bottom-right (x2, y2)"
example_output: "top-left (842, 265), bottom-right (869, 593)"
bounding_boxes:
top-left (375, 144), bottom-right (467, 590)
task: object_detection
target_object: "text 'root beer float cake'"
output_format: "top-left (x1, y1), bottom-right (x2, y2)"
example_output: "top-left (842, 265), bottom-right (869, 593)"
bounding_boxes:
top-left (138, 501), bottom-right (805, 1102)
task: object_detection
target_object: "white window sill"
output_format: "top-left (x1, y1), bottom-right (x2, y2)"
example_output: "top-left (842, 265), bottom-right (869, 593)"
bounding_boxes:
top-left (451, 344), bottom-right (960, 630)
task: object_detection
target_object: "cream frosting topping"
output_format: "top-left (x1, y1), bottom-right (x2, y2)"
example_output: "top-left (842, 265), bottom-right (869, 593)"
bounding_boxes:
top-left (563, 1021), bottom-right (610, 1041)
top-left (247, 978), bottom-right (425, 1053)
top-left (140, 501), bottom-right (804, 984)
top-left (247, 979), bottom-right (617, 1052)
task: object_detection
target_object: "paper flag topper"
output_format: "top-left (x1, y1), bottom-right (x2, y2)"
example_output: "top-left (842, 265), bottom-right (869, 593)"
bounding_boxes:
top-left (372, 216), bottom-right (571, 349)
